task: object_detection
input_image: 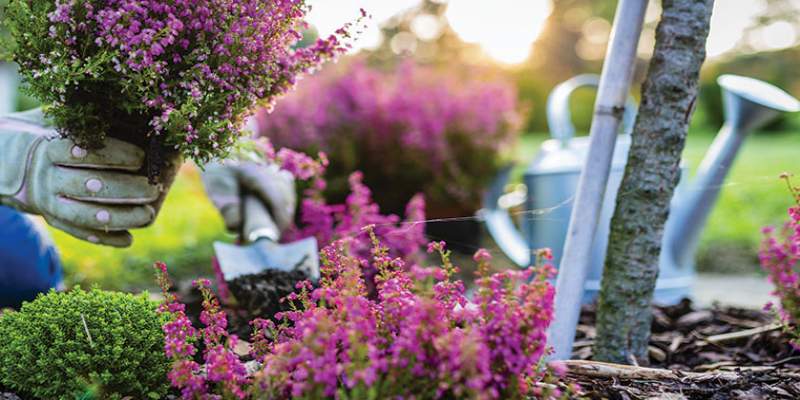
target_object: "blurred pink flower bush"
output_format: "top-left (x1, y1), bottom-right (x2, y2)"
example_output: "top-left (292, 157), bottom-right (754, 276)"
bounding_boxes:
top-left (760, 175), bottom-right (800, 347)
top-left (255, 60), bottom-right (521, 217)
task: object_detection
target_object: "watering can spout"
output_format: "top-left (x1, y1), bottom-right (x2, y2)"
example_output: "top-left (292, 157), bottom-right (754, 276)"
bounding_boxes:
top-left (666, 75), bottom-right (800, 268)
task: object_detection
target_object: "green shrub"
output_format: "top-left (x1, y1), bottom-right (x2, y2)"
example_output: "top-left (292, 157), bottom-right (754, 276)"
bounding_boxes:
top-left (0, 288), bottom-right (170, 400)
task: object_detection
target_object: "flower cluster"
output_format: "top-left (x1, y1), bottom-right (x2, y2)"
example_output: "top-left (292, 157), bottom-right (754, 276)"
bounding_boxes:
top-left (156, 237), bottom-right (566, 399)
top-left (760, 174), bottom-right (800, 347)
top-left (155, 262), bottom-right (249, 399)
top-left (255, 60), bottom-right (521, 217)
top-left (258, 140), bottom-right (428, 293)
top-left (251, 237), bottom-right (562, 399)
top-left (2, 0), bottom-right (363, 166)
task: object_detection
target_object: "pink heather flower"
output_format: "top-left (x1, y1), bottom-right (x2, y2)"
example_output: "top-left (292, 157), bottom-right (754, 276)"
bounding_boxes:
top-left (249, 235), bottom-right (559, 399)
top-left (264, 145), bottom-right (428, 293)
top-left (275, 148), bottom-right (326, 181)
top-left (157, 263), bottom-right (250, 398)
top-left (154, 263), bottom-right (207, 398)
top-left (759, 176), bottom-right (800, 347)
top-left (473, 248), bottom-right (492, 263)
top-left (428, 241), bottom-right (447, 254)
top-left (26, 0), bottom-right (366, 163)
top-left (211, 256), bottom-right (232, 303)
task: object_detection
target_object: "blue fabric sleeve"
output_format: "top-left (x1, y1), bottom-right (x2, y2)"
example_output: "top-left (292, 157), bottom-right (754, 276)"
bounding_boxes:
top-left (0, 205), bottom-right (63, 308)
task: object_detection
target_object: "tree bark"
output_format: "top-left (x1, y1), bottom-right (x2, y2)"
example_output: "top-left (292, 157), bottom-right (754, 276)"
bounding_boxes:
top-left (593, 0), bottom-right (714, 364)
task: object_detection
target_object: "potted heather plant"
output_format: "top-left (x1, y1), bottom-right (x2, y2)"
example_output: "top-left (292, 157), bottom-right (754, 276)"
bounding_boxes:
top-left (0, 0), bottom-right (360, 182)
top-left (254, 60), bottom-right (521, 251)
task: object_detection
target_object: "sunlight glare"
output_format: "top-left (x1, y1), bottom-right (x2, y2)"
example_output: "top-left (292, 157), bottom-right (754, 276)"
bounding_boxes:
top-left (445, 0), bottom-right (553, 65)
top-left (306, 0), bottom-right (421, 50)
top-left (706, 0), bottom-right (765, 58)
top-left (760, 21), bottom-right (798, 50)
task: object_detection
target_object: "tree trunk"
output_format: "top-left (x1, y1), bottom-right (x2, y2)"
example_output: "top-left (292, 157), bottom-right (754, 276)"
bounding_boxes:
top-left (593, 0), bottom-right (714, 364)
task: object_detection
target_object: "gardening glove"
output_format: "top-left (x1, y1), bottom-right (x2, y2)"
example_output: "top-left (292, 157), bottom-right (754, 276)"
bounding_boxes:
top-left (201, 161), bottom-right (296, 236)
top-left (0, 108), bottom-right (174, 247)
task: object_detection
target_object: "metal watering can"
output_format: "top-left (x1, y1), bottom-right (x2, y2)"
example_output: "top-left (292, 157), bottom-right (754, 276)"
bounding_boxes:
top-left (483, 74), bottom-right (800, 304)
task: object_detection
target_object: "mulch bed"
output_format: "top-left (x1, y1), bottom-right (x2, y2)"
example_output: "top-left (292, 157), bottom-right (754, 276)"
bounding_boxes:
top-left (566, 300), bottom-right (800, 399)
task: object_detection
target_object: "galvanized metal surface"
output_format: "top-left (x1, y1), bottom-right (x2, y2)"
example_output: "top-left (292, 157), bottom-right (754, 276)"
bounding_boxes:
top-left (485, 74), bottom-right (799, 296)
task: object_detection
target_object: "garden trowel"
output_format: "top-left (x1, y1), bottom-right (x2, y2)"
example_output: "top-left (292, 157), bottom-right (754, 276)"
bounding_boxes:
top-left (213, 194), bottom-right (320, 282)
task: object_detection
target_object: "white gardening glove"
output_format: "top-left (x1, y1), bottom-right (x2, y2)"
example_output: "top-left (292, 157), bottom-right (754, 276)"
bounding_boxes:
top-left (0, 108), bottom-right (175, 247)
top-left (201, 161), bottom-right (296, 236)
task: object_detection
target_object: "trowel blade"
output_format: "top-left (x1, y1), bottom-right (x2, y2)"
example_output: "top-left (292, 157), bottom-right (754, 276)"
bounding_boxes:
top-left (213, 237), bottom-right (320, 282)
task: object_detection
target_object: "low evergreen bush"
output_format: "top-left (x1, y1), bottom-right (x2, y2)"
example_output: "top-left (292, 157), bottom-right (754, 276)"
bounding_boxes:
top-left (0, 287), bottom-right (170, 399)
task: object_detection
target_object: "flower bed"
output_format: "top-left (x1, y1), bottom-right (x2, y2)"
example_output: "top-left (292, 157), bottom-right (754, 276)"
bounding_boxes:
top-left (154, 240), bottom-right (569, 399)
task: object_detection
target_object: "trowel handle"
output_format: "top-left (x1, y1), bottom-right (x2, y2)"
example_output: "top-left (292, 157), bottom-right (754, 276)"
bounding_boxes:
top-left (242, 193), bottom-right (280, 243)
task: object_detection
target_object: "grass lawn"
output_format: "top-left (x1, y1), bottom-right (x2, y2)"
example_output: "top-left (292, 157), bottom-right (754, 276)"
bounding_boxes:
top-left (53, 129), bottom-right (798, 290)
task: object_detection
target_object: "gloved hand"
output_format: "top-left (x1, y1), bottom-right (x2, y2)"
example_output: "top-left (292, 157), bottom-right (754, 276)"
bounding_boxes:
top-left (201, 161), bottom-right (296, 236)
top-left (0, 108), bottom-right (176, 247)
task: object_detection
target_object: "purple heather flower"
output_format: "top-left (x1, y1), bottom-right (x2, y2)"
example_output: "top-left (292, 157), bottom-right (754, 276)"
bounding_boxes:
top-left (32, 0), bottom-right (364, 162)
top-left (760, 198), bottom-right (800, 347)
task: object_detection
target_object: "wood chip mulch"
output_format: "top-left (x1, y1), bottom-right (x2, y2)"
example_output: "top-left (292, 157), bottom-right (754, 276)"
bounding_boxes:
top-left (566, 300), bottom-right (800, 399)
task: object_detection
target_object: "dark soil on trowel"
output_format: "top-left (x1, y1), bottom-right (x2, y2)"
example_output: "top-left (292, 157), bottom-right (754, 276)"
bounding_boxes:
top-left (567, 300), bottom-right (800, 399)
top-left (226, 269), bottom-right (309, 326)
top-left (179, 269), bottom-right (310, 340)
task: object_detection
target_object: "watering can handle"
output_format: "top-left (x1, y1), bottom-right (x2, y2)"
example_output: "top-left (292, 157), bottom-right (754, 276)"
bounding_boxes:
top-left (546, 74), bottom-right (639, 146)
